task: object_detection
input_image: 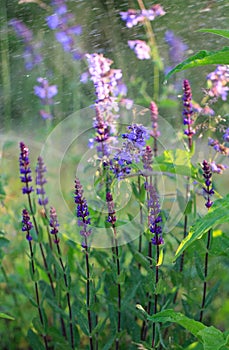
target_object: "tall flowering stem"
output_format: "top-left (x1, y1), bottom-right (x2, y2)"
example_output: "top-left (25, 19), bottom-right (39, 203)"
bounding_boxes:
top-left (19, 142), bottom-right (55, 295)
top-left (36, 156), bottom-right (53, 249)
top-left (179, 80), bottom-right (195, 274)
top-left (150, 101), bottom-right (160, 158)
top-left (22, 209), bottom-right (49, 350)
top-left (199, 160), bottom-right (214, 322)
top-left (49, 207), bottom-right (74, 349)
top-left (136, 0), bottom-right (165, 102)
top-left (74, 178), bottom-right (94, 350)
top-left (141, 181), bottom-right (163, 346)
top-left (106, 191), bottom-right (121, 349)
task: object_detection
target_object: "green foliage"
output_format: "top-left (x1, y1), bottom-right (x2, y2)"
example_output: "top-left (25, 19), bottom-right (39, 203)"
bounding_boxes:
top-left (165, 29), bottom-right (229, 79)
top-left (147, 309), bottom-right (229, 350)
top-left (175, 195), bottom-right (229, 259)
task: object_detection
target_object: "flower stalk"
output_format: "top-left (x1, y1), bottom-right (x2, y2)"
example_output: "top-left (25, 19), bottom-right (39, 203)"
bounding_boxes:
top-left (22, 209), bottom-right (49, 350)
top-left (199, 160), bottom-right (214, 322)
top-left (74, 178), bottom-right (94, 350)
top-left (49, 207), bottom-right (74, 349)
top-left (106, 191), bottom-right (121, 350)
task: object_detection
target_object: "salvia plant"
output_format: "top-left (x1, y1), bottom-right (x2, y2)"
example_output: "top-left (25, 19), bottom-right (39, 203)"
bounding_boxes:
top-left (1, 1), bottom-right (229, 350)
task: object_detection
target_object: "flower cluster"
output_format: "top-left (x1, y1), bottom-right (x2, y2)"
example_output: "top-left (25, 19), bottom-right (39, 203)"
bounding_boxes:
top-left (128, 40), bottom-right (151, 60)
top-left (86, 53), bottom-right (123, 103)
top-left (88, 106), bottom-right (112, 158)
top-left (165, 30), bottom-right (187, 67)
top-left (22, 209), bottom-right (33, 241)
top-left (210, 162), bottom-right (228, 175)
top-left (147, 184), bottom-right (163, 245)
top-left (106, 192), bottom-right (116, 225)
top-left (142, 145), bottom-right (153, 171)
top-left (208, 138), bottom-right (229, 156)
top-left (122, 124), bottom-right (150, 148)
top-left (74, 178), bottom-right (91, 245)
top-left (49, 207), bottom-right (60, 243)
top-left (46, 0), bottom-right (82, 60)
top-left (86, 53), bottom-right (132, 160)
top-left (120, 5), bottom-right (165, 28)
top-left (9, 18), bottom-right (42, 70)
top-left (183, 79), bottom-right (195, 143)
top-left (34, 77), bottom-right (58, 119)
top-left (192, 102), bottom-right (215, 117)
top-left (206, 65), bottom-right (229, 101)
top-left (19, 142), bottom-right (33, 195)
top-left (111, 124), bottom-right (150, 178)
top-left (202, 160), bottom-right (214, 209)
top-left (36, 157), bottom-right (48, 207)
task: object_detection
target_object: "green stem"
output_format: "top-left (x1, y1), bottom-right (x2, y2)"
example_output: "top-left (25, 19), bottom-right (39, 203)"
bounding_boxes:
top-left (28, 240), bottom-right (49, 349)
top-left (54, 234), bottom-right (74, 348)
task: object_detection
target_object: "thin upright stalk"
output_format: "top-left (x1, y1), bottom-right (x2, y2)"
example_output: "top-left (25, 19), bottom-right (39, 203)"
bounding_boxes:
top-left (106, 192), bottom-right (121, 349)
top-left (152, 244), bottom-right (160, 348)
top-left (26, 189), bottom-right (55, 295)
top-left (85, 241), bottom-right (94, 350)
top-left (141, 177), bottom-right (152, 341)
top-left (199, 229), bottom-right (211, 322)
top-left (28, 240), bottom-right (49, 350)
top-left (114, 228), bottom-right (121, 350)
top-left (137, 0), bottom-right (163, 102)
top-left (137, 175), bottom-right (143, 270)
top-left (54, 233), bottom-right (74, 349)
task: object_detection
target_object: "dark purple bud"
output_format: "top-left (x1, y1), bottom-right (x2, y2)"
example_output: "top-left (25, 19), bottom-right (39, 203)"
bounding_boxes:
top-left (19, 142), bottom-right (34, 194)
top-left (22, 209), bottom-right (33, 241)
top-left (49, 206), bottom-right (59, 238)
top-left (36, 156), bottom-right (48, 207)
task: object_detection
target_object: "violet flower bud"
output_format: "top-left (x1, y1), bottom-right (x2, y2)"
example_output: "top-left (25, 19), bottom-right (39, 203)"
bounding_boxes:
top-left (49, 206), bottom-right (60, 243)
top-left (19, 142), bottom-right (34, 194)
top-left (36, 156), bottom-right (48, 206)
top-left (22, 209), bottom-right (33, 241)
top-left (202, 160), bottom-right (214, 209)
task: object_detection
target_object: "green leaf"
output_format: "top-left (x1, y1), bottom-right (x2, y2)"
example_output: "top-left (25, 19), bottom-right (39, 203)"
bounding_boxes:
top-left (147, 309), bottom-right (205, 338)
top-left (197, 29), bottom-right (229, 40)
top-left (0, 237), bottom-right (10, 248)
top-left (154, 149), bottom-right (196, 178)
top-left (157, 247), bottom-right (163, 267)
top-left (165, 47), bottom-right (229, 80)
top-left (198, 326), bottom-right (227, 350)
top-left (175, 194), bottom-right (229, 260)
top-left (0, 312), bottom-right (15, 320)
top-left (27, 329), bottom-right (45, 350)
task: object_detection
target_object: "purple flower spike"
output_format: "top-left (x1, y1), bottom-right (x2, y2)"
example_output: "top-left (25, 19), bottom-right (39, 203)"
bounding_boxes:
top-left (202, 160), bottom-right (214, 209)
top-left (142, 145), bottom-right (153, 171)
top-left (22, 209), bottom-right (33, 241)
top-left (36, 156), bottom-right (49, 207)
top-left (74, 178), bottom-right (92, 246)
top-left (9, 18), bottom-right (43, 70)
top-left (49, 207), bottom-right (60, 243)
top-left (147, 184), bottom-right (163, 246)
top-left (183, 80), bottom-right (195, 147)
top-left (128, 40), bottom-right (151, 60)
top-left (19, 142), bottom-right (34, 195)
top-left (165, 30), bottom-right (187, 66)
top-left (46, 0), bottom-right (82, 60)
top-left (106, 192), bottom-right (116, 225)
top-left (150, 101), bottom-right (160, 139)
